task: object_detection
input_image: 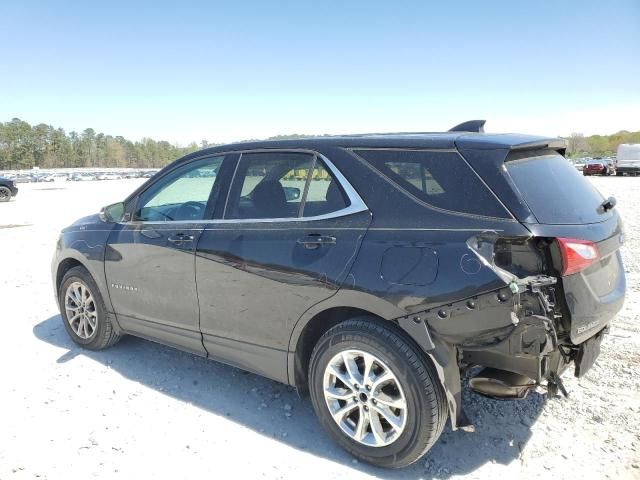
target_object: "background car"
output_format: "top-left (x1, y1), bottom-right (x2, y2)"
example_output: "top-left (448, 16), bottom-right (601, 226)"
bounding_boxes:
top-left (583, 160), bottom-right (611, 176)
top-left (0, 176), bottom-right (18, 201)
top-left (97, 173), bottom-right (122, 181)
top-left (572, 160), bottom-right (586, 171)
top-left (70, 173), bottom-right (96, 181)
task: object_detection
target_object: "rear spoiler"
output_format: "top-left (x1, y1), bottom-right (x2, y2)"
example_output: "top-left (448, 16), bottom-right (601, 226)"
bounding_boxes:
top-left (449, 121), bottom-right (566, 154)
top-left (509, 139), bottom-right (567, 156)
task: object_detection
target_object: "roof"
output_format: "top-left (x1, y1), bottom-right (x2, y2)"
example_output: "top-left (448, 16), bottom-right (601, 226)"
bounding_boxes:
top-left (196, 132), bottom-right (566, 155)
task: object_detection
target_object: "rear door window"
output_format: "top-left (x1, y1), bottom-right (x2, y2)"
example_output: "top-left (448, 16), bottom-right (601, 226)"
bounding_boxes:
top-left (505, 151), bottom-right (609, 224)
top-left (225, 152), bottom-right (314, 219)
top-left (302, 160), bottom-right (349, 217)
top-left (224, 152), bottom-right (350, 220)
top-left (353, 149), bottom-right (509, 218)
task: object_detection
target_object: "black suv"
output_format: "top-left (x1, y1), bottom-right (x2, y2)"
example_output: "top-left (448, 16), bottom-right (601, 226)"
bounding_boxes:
top-left (52, 121), bottom-right (626, 468)
top-left (0, 176), bottom-right (18, 202)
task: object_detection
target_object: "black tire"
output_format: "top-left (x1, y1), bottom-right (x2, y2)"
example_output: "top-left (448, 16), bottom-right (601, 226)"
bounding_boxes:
top-left (58, 266), bottom-right (121, 350)
top-left (0, 186), bottom-right (11, 202)
top-left (308, 318), bottom-right (448, 468)
top-left (583, 171), bottom-right (589, 176)
top-left (616, 171), bottom-right (623, 177)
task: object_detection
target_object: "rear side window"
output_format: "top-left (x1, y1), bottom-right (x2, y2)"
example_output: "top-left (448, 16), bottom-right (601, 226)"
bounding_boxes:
top-left (354, 149), bottom-right (509, 218)
top-left (505, 151), bottom-right (608, 225)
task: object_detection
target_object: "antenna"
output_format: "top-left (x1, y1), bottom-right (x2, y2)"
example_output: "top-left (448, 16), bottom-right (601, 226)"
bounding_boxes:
top-left (449, 120), bottom-right (486, 133)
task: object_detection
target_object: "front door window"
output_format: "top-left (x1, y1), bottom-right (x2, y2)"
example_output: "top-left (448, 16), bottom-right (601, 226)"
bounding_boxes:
top-left (135, 156), bottom-right (225, 221)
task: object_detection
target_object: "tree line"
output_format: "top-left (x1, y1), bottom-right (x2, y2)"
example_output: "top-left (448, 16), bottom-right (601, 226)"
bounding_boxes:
top-left (0, 118), bottom-right (203, 170)
top-left (565, 130), bottom-right (640, 158)
top-left (1, 117), bottom-right (638, 170)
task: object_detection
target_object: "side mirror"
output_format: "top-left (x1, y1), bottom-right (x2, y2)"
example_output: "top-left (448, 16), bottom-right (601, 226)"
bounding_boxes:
top-left (283, 186), bottom-right (301, 201)
top-left (99, 202), bottom-right (125, 223)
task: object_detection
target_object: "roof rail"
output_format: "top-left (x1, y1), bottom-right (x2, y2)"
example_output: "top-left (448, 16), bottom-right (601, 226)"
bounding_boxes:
top-left (449, 120), bottom-right (486, 133)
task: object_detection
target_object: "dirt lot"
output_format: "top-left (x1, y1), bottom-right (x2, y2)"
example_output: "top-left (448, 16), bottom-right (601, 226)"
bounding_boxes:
top-left (0, 178), bottom-right (638, 479)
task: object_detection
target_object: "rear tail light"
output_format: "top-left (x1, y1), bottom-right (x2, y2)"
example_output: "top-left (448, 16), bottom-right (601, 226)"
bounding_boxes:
top-left (556, 237), bottom-right (600, 276)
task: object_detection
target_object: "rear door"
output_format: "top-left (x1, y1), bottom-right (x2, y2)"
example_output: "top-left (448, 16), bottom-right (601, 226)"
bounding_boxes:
top-left (195, 150), bottom-right (371, 382)
top-left (502, 150), bottom-right (625, 343)
top-left (105, 154), bottom-right (230, 354)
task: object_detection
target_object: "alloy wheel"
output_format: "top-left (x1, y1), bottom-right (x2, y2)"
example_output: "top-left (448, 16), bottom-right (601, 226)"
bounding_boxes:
top-left (65, 281), bottom-right (98, 339)
top-left (322, 349), bottom-right (407, 447)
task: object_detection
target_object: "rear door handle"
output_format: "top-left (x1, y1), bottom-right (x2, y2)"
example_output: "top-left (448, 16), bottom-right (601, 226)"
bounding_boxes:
top-left (297, 234), bottom-right (337, 249)
top-left (168, 233), bottom-right (195, 244)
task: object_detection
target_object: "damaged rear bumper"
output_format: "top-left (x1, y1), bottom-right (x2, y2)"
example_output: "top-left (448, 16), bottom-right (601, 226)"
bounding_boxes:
top-left (397, 273), bottom-right (609, 429)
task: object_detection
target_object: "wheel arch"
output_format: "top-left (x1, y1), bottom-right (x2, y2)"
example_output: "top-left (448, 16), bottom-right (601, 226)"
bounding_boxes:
top-left (289, 306), bottom-right (384, 394)
top-left (55, 257), bottom-right (86, 294)
top-left (287, 293), bottom-right (470, 431)
top-left (54, 252), bottom-right (123, 335)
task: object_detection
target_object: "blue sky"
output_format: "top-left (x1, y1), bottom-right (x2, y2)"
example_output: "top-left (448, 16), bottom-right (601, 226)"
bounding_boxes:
top-left (1, 0), bottom-right (638, 144)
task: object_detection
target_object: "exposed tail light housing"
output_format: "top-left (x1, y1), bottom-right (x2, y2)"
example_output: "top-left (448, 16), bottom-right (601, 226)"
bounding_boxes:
top-left (556, 237), bottom-right (600, 276)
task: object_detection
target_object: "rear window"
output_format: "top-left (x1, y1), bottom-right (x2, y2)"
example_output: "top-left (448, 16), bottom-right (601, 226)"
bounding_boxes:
top-left (505, 151), bottom-right (608, 224)
top-left (354, 149), bottom-right (509, 218)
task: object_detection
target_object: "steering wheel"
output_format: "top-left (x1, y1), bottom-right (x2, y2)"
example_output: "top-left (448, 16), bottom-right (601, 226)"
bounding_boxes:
top-left (174, 201), bottom-right (205, 220)
top-left (137, 207), bottom-right (173, 221)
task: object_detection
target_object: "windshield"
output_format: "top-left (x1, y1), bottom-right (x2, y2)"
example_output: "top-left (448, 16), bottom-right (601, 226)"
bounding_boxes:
top-left (505, 151), bottom-right (610, 225)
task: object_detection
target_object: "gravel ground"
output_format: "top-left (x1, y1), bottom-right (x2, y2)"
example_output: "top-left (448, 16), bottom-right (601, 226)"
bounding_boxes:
top-left (0, 177), bottom-right (638, 479)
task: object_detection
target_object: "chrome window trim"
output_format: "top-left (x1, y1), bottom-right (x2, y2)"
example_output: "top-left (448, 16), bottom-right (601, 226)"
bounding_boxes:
top-left (123, 148), bottom-right (369, 226)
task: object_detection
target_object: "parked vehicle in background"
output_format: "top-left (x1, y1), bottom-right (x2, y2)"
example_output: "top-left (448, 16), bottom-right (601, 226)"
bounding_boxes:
top-left (0, 176), bottom-right (18, 201)
top-left (616, 144), bottom-right (640, 176)
top-left (583, 159), bottom-right (612, 176)
top-left (572, 159), bottom-right (586, 171)
top-left (70, 173), bottom-right (96, 181)
top-left (97, 173), bottom-right (122, 181)
top-left (39, 173), bottom-right (68, 182)
top-left (52, 120), bottom-right (626, 468)
top-left (14, 174), bottom-right (35, 183)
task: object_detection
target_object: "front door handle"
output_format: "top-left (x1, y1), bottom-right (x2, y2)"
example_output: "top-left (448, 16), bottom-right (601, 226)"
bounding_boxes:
top-left (168, 233), bottom-right (195, 244)
top-left (140, 227), bottom-right (162, 239)
top-left (297, 234), bottom-right (337, 250)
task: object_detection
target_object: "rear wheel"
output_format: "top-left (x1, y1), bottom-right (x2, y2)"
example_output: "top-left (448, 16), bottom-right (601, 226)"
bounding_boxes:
top-left (0, 186), bottom-right (11, 202)
top-left (308, 318), bottom-right (448, 468)
top-left (59, 266), bottom-right (120, 350)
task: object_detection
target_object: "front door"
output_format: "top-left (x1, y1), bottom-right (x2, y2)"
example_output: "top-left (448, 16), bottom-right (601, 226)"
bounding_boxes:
top-left (105, 154), bottom-right (228, 354)
top-left (195, 151), bottom-right (371, 381)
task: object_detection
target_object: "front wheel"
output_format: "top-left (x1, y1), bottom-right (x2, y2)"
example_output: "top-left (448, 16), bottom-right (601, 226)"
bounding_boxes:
top-left (59, 266), bottom-right (121, 350)
top-left (308, 318), bottom-right (448, 468)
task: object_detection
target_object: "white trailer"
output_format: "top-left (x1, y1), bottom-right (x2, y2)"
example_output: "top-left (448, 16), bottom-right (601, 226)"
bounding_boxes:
top-left (616, 144), bottom-right (640, 176)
